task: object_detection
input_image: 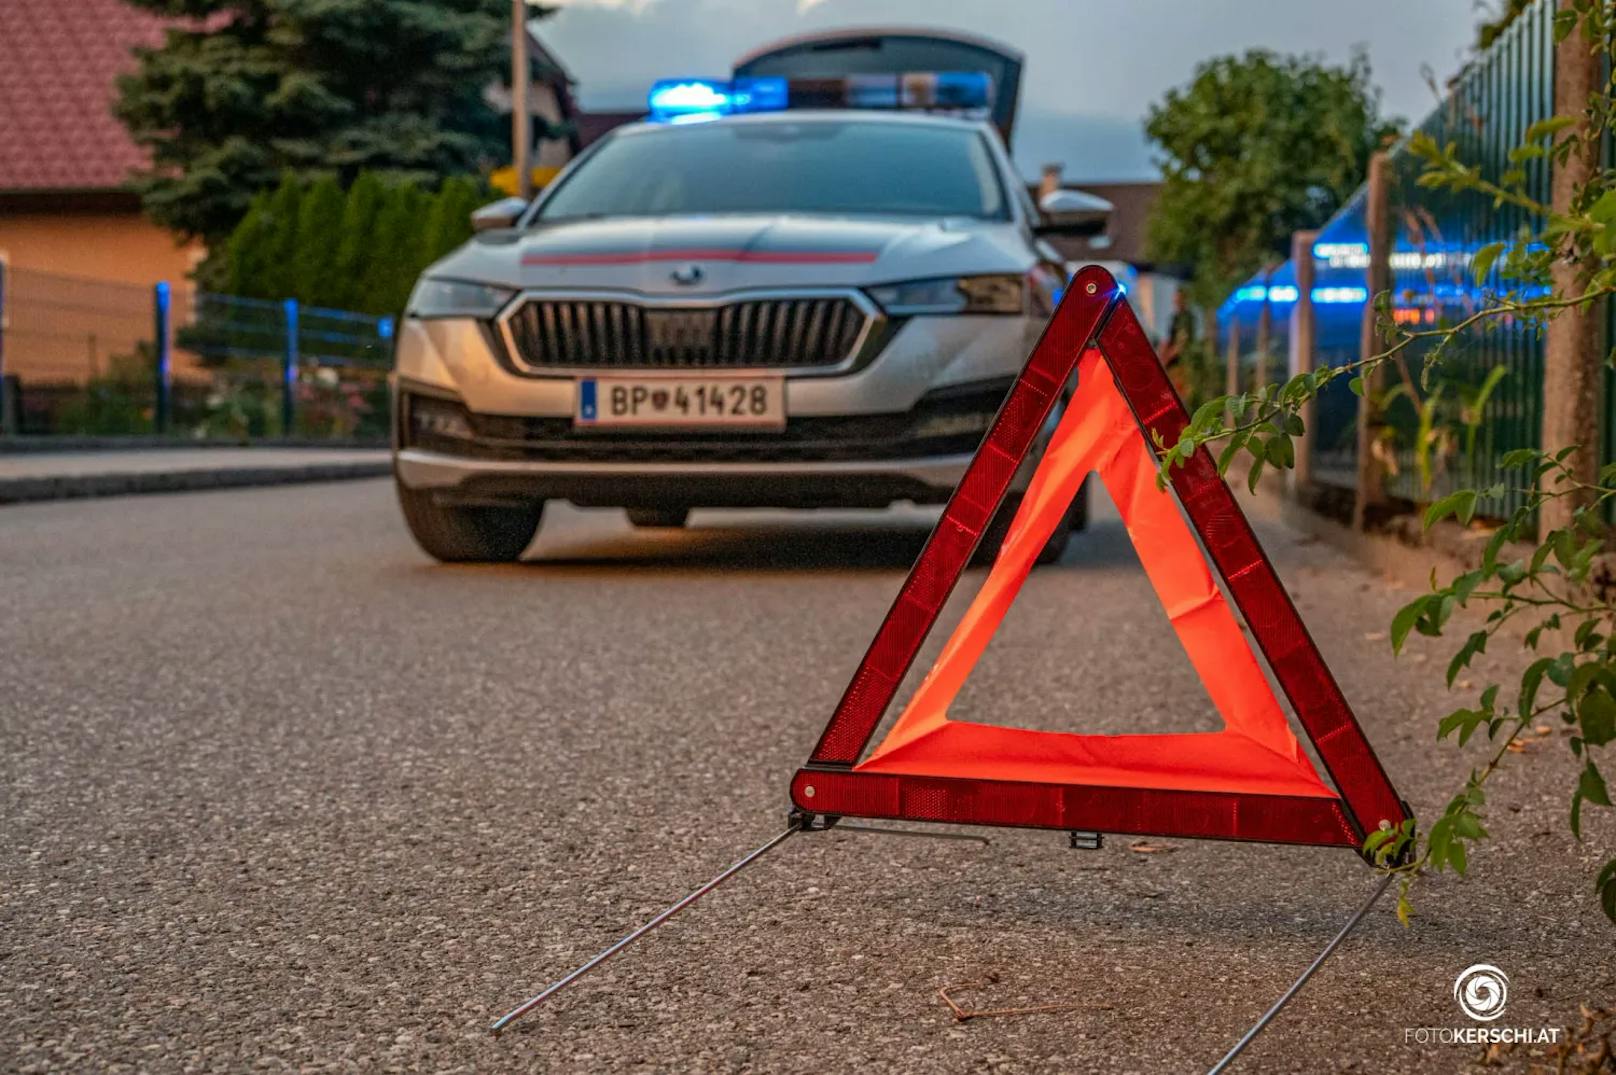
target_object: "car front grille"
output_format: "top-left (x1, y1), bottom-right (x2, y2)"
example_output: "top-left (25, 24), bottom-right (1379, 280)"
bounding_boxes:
top-left (501, 296), bottom-right (870, 370)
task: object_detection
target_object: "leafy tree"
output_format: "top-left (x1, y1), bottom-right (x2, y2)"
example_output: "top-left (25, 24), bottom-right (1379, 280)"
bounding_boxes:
top-left (1145, 49), bottom-right (1397, 308)
top-left (114, 0), bottom-right (539, 242)
top-left (359, 183), bottom-right (431, 315)
top-left (256, 173), bottom-right (303, 301)
top-left (221, 190), bottom-right (273, 297)
top-left (331, 172), bottom-right (388, 311)
top-left (292, 174), bottom-right (346, 307)
top-left (419, 176), bottom-right (485, 269)
top-left (1477, 0), bottom-right (1533, 50)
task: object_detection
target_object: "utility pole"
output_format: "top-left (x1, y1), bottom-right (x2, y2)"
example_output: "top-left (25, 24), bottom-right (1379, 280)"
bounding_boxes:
top-left (1352, 150), bottom-right (1392, 531)
top-left (1290, 230), bottom-right (1319, 493)
top-left (1540, 0), bottom-right (1604, 538)
top-left (512, 0), bottom-right (532, 201)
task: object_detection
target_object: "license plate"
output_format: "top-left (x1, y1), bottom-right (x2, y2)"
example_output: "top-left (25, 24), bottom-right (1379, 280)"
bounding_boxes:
top-left (575, 377), bottom-right (785, 429)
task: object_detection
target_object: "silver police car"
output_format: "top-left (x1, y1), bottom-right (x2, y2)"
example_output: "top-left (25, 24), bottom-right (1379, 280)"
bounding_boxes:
top-left (393, 97), bottom-right (1106, 562)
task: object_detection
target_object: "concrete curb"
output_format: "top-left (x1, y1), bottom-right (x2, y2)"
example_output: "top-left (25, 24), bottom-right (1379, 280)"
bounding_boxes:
top-left (0, 460), bottom-right (393, 506)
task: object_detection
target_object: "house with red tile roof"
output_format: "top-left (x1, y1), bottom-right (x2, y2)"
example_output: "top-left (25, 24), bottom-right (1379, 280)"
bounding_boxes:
top-left (0, 0), bottom-right (205, 290)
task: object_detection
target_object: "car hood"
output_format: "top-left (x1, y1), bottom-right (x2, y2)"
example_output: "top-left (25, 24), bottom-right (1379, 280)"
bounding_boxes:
top-left (431, 214), bottom-right (1034, 295)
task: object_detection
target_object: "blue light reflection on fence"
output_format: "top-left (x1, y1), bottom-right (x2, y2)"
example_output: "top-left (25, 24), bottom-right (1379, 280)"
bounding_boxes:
top-left (1216, 0), bottom-right (1561, 516)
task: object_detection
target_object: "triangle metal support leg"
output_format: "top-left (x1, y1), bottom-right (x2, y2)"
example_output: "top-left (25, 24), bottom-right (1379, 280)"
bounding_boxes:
top-left (488, 823), bottom-right (802, 1036)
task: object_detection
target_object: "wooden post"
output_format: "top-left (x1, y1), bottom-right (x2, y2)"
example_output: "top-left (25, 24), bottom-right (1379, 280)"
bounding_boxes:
top-left (1540, 0), bottom-right (1605, 538)
top-left (1225, 315), bottom-right (1242, 398)
top-left (1255, 269), bottom-right (1273, 392)
top-left (1290, 230), bottom-right (1319, 493)
top-left (512, 0), bottom-right (532, 200)
top-left (1352, 151), bottom-right (1392, 531)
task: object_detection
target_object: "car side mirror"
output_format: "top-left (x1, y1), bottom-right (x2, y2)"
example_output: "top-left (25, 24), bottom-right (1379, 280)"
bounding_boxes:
top-left (1034, 189), bottom-right (1112, 238)
top-left (471, 196), bottom-right (530, 232)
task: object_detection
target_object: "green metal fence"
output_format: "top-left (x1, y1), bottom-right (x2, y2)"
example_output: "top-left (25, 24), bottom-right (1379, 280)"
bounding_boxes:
top-left (1218, 0), bottom-right (1606, 520)
top-left (0, 266), bottom-right (394, 440)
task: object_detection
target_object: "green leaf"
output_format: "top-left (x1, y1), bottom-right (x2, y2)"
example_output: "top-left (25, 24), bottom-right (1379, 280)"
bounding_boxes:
top-left (1500, 448), bottom-right (1541, 469)
top-left (1264, 434), bottom-right (1294, 468)
top-left (1390, 597), bottom-right (1429, 655)
top-left (1581, 688), bottom-right (1616, 746)
top-left (1471, 241), bottom-right (1506, 284)
top-left (1596, 857), bottom-right (1616, 923)
top-left (1246, 456), bottom-right (1265, 495)
top-left (1527, 114), bottom-right (1578, 142)
top-left (1349, 376), bottom-right (1365, 397)
top-left (1520, 657), bottom-right (1555, 717)
top-left (1424, 490), bottom-right (1478, 530)
top-left (1590, 189), bottom-right (1616, 226)
top-left (1573, 762), bottom-right (1611, 840)
top-left (1446, 631), bottom-right (1488, 687)
top-left (1580, 761), bottom-right (1611, 806)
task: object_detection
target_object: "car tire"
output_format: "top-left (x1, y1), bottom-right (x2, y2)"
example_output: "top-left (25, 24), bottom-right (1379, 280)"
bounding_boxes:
top-left (625, 508), bottom-right (690, 528)
top-left (396, 480), bottom-right (543, 563)
top-left (971, 479), bottom-right (1087, 567)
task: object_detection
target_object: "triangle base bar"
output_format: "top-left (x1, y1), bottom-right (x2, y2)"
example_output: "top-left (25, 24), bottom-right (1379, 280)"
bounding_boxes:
top-left (792, 769), bottom-right (1360, 848)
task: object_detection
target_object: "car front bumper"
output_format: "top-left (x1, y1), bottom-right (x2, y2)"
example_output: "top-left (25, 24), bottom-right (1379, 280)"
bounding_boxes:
top-left (394, 447), bottom-right (975, 509)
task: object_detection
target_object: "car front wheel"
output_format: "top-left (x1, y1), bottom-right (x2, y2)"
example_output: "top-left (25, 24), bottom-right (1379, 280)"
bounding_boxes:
top-left (972, 479), bottom-right (1088, 567)
top-left (396, 480), bottom-right (543, 563)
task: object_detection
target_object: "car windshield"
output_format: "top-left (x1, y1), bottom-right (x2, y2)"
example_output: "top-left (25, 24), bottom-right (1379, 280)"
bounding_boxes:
top-left (536, 119), bottom-right (1009, 222)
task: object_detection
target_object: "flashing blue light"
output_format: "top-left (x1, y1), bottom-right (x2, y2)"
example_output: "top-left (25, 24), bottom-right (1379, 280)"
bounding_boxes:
top-left (1234, 285), bottom-right (1268, 302)
top-left (1313, 286), bottom-right (1368, 304)
top-left (931, 71), bottom-right (992, 109)
top-left (648, 79), bottom-right (732, 121)
top-left (1267, 285), bottom-right (1299, 303)
top-left (731, 76), bottom-right (787, 113)
top-left (377, 316), bottom-right (395, 341)
top-left (1313, 241), bottom-right (1369, 259)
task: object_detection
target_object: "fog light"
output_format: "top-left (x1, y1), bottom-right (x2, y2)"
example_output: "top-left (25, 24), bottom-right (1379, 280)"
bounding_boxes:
top-left (911, 410), bottom-right (995, 440)
top-left (411, 396), bottom-right (474, 441)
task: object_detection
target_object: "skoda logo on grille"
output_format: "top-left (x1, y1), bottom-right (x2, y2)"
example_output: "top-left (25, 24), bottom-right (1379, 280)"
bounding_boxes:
top-left (669, 263), bottom-right (704, 286)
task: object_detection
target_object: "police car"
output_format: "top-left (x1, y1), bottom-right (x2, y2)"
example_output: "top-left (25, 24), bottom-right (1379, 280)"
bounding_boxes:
top-left (392, 71), bottom-right (1109, 562)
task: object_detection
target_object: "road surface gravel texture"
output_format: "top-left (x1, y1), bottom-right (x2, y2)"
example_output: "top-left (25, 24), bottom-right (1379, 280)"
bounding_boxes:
top-left (1, 479), bottom-right (1611, 1073)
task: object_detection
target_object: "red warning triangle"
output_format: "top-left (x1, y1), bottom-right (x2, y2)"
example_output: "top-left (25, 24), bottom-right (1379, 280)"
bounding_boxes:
top-left (792, 267), bottom-right (1407, 850)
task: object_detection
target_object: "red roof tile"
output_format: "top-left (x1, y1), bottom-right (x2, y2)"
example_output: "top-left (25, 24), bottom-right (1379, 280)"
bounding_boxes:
top-left (0, 0), bottom-right (172, 193)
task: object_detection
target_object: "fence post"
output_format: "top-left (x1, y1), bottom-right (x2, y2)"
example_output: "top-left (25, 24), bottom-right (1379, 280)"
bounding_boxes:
top-left (1289, 230), bottom-right (1319, 494)
top-left (282, 298), bottom-right (299, 436)
top-left (1255, 268), bottom-right (1273, 391)
top-left (153, 281), bottom-right (172, 435)
top-left (1541, 0), bottom-right (1605, 538)
top-left (1351, 151), bottom-right (1392, 531)
top-left (1224, 316), bottom-right (1241, 398)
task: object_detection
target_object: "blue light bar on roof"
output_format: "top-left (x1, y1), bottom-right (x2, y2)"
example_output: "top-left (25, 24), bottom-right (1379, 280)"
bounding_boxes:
top-left (648, 79), bottom-right (734, 121)
top-left (646, 71), bottom-right (992, 123)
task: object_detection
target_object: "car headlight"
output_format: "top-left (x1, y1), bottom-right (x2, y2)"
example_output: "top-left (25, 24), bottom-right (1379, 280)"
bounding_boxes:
top-left (866, 275), bottom-right (1025, 315)
top-left (405, 278), bottom-right (516, 319)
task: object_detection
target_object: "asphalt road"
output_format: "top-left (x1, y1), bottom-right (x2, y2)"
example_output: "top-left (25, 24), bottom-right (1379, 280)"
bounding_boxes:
top-left (2, 479), bottom-right (1611, 1073)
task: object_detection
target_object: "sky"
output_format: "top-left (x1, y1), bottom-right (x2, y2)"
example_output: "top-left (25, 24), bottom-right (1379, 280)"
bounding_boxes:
top-left (537, 0), bottom-right (1486, 182)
